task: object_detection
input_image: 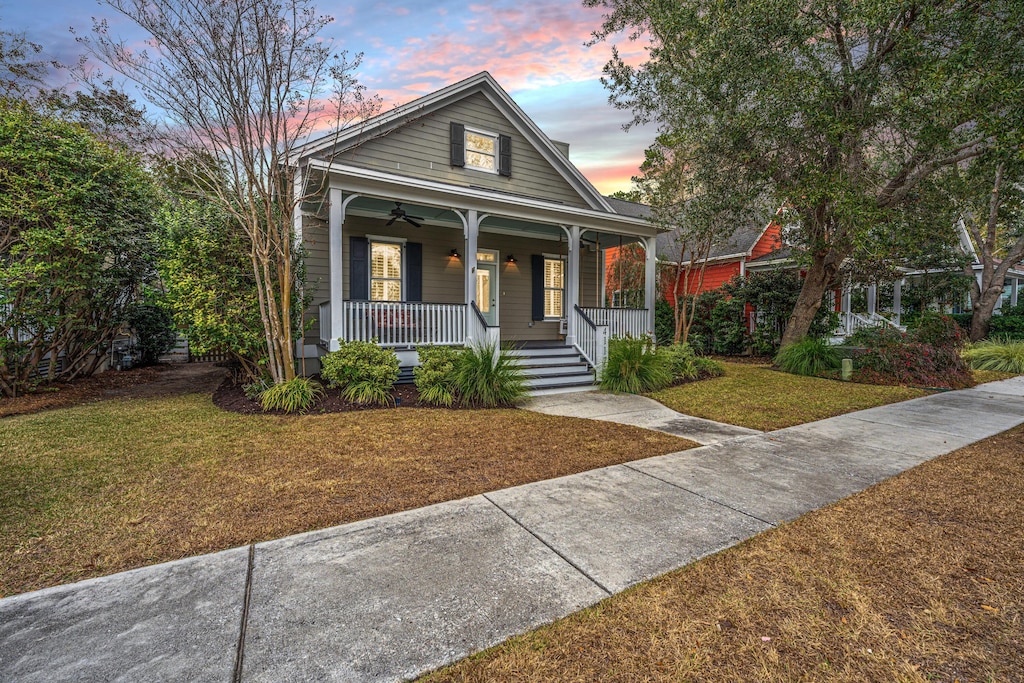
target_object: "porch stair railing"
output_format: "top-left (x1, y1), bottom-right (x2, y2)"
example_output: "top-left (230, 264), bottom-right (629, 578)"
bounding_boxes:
top-left (319, 301), bottom-right (468, 347)
top-left (572, 305), bottom-right (609, 370)
top-left (579, 307), bottom-right (648, 340)
top-left (837, 311), bottom-right (907, 338)
top-left (469, 301), bottom-right (500, 347)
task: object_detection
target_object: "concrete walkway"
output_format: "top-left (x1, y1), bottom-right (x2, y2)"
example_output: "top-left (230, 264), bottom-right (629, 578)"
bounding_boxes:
top-left (2, 378), bottom-right (1022, 683)
top-left (523, 390), bottom-right (762, 444)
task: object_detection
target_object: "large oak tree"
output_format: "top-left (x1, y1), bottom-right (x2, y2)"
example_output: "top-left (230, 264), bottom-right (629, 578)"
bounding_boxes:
top-left (587, 0), bottom-right (1024, 345)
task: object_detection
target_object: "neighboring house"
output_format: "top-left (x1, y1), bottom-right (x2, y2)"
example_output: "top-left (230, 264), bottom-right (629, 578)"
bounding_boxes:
top-left (656, 219), bottom-right (784, 302)
top-left (289, 72), bottom-right (661, 392)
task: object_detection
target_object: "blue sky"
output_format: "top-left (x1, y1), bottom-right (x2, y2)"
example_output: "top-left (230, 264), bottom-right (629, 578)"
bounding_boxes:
top-left (0, 0), bottom-right (656, 194)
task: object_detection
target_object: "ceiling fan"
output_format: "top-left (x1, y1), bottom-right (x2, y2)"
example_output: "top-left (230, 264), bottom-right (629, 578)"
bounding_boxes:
top-left (386, 202), bottom-right (423, 228)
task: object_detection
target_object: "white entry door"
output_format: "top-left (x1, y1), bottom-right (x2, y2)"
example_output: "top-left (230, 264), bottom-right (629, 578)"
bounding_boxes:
top-left (476, 250), bottom-right (499, 326)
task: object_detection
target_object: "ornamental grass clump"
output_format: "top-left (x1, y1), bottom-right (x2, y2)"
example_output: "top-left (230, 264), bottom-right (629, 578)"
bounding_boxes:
top-left (320, 339), bottom-right (399, 406)
top-left (774, 338), bottom-right (840, 377)
top-left (600, 335), bottom-right (672, 393)
top-left (963, 337), bottom-right (1024, 373)
top-left (414, 345), bottom-right (462, 407)
top-left (259, 377), bottom-right (323, 413)
top-left (454, 342), bottom-right (526, 408)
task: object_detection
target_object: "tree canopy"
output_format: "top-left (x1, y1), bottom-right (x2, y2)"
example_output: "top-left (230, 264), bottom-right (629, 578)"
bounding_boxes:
top-left (588, 0), bottom-right (1024, 344)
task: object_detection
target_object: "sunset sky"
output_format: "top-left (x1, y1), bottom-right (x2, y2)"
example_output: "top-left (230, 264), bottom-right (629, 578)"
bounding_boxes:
top-left (0, 0), bottom-right (657, 195)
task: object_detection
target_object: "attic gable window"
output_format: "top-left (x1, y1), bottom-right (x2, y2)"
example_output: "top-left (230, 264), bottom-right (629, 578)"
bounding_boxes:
top-left (465, 128), bottom-right (497, 172)
top-left (450, 121), bottom-right (511, 176)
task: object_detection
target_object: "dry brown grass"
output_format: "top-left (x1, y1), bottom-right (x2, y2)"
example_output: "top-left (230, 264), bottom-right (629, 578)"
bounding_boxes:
top-left (425, 424), bottom-right (1024, 683)
top-left (0, 394), bottom-right (694, 597)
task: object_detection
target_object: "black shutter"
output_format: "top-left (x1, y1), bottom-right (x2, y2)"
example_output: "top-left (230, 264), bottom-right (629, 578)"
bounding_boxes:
top-left (450, 122), bottom-right (465, 167)
top-left (350, 236), bottom-right (369, 300)
top-left (498, 134), bottom-right (511, 177)
top-left (531, 254), bottom-right (545, 321)
top-left (406, 242), bottom-right (423, 302)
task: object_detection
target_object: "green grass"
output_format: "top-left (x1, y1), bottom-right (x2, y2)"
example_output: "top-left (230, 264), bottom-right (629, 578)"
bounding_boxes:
top-left (649, 362), bottom-right (929, 431)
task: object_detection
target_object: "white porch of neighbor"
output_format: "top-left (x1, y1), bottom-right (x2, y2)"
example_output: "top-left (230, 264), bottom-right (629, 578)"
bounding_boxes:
top-left (309, 180), bottom-right (658, 372)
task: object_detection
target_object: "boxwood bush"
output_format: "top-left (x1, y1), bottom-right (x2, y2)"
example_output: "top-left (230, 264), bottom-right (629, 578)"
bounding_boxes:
top-left (320, 340), bottom-right (399, 406)
top-left (413, 345), bottom-right (462, 407)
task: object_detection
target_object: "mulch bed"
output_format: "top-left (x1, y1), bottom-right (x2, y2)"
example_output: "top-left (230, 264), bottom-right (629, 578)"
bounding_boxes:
top-left (213, 379), bottom-right (438, 415)
top-left (0, 366), bottom-right (165, 418)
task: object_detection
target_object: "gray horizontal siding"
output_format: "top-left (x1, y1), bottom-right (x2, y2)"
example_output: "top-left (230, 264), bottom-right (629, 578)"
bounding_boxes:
top-left (327, 92), bottom-right (590, 209)
top-left (302, 214), bottom-right (604, 344)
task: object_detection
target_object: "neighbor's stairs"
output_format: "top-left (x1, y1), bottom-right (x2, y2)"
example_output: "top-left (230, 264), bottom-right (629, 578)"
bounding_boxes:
top-left (508, 343), bottom-right (596, 396)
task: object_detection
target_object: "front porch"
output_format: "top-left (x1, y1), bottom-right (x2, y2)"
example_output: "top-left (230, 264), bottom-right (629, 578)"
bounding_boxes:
top-left (303, 176), bottom-right (659, 374)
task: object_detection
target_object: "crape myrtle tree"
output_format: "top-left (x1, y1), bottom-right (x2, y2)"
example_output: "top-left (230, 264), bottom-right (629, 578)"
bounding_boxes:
top-left (586, 0), bottom-right (1024, 346)
top-left (638, 135), bottom-right (762, 345)
top-left (81, 0), bottom-right (380, 384)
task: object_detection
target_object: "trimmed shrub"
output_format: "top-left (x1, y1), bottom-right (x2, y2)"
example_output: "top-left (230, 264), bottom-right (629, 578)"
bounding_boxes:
top-left (912, 312), bottom-right (967, 349)
top-left (127, 304), bottom-right (177, 366)
top-left (454, 342), bottom-right (526, 408)
top-left (852, 315), bottom-right (973, 389)
top-left (963, 337), bottom-right (1024, 373)
top-left (990, 315), bottom-right (1024, 340)
top-left (259, 377), bottom-right (323, 413)
top-left (600, 335), bottom-right (672, 393)
top-left (658, 343), bottom-right (724, 383)
top-left (775, 338), bottom-right (840, 377)
top-left (320, 340), bottom-right (399, 406)
top-left (414, 345), bottom-right (461, 407)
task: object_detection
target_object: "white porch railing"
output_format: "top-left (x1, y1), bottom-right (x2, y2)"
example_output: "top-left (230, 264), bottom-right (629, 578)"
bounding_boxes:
top-left (838, 311), bottom-right (907, 337)
top-left (579, 307), bottom-right (648, 340)
top-left (321, 301), bottom-right (467, 347)
top-left (469, 301), bottom-right (500, 347)
top-left (573, 305), bottom-right (609, 369)
top-left (318, 301), bottom-right (331, 346)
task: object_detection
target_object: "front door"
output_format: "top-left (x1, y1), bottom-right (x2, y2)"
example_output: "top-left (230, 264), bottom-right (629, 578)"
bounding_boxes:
top-left (476, 250), bottom-right (499, 326)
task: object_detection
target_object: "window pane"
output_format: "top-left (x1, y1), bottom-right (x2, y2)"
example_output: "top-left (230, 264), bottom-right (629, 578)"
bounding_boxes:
top-left (371, 242), bottom-right (402, 279)
top-left (466, 150), bottom-right (495, 170)
top-left (466, 132), bottom-right (495, 154)
top-left (477, 252), bottom-right (496, 262)
top-left (476, 270), bottom-right (490, 312)
top-left (545, 289), bottom-right (562, 318)
top-left (544, 259), bottom-right (563, 288)
top-left (371, 279), bottom-right (401, 301)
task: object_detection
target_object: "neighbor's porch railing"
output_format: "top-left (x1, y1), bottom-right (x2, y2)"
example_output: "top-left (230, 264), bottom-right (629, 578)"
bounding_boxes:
top-left (320, 301), bottom-right (468, 347)
top-left (573, 305), bottom-right (609, 369)
top-left (579, 307), bottom-right (648, 340)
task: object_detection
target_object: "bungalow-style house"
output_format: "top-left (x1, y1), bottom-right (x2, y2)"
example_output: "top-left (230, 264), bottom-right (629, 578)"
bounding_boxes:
top-left (289, 72), bottom-right (661, 392)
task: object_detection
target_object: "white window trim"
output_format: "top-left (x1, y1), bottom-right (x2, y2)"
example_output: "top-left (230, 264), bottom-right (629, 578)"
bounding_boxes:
top-left (464, 126), bottom-right (499, 174)
top-left (542, 254), bottom-right (566, 321)
top-left (369, 238), bottom-right (405, 302)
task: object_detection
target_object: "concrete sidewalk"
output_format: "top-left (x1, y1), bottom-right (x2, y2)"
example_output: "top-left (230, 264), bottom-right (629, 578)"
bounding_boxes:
top-left (523, 390), bottom-right (762, 444)
top-left (2, 378), bottom-right (1022, 682)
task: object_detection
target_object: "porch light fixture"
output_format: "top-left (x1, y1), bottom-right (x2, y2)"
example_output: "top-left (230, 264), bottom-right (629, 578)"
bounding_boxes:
top-left (450, 249), bottom-right (461, 259)
top-left (506, 254), bottom-right (518, 264)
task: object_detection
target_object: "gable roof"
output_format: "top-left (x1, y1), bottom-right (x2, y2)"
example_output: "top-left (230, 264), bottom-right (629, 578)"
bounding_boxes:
top-left (292, 71), bottom-right (615, 213)
top-left (603, 196), bottom-right (653, 219)
top-left (657, 219), bottom-right (771, 264)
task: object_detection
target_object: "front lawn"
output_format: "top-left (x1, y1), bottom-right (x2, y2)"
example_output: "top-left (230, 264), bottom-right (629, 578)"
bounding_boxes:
top-left (650, 362), bottom-right (929, 431)
top-left (425, 423), bottom-right (1024, 682)
top-left (0, 395), bottom-right (694, 597)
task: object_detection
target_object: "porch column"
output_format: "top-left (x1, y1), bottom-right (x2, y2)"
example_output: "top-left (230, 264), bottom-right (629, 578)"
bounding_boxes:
top-left (867, 283), bottom-right (877, 317)
top-left (644, 235), bottom-right (657, 338)
top-left (893, 278), bottom-right (903, 327)
top-left (328, 186), bottom-right (346, 351)
top-left (1012, 278), bottom-right (1019, 308)
top-left (565, 225), bottom-right (581, 346)
top-left (842, 284), bottom-right (852, 334)
top-left (464, 209), bottom-right (479, 339)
